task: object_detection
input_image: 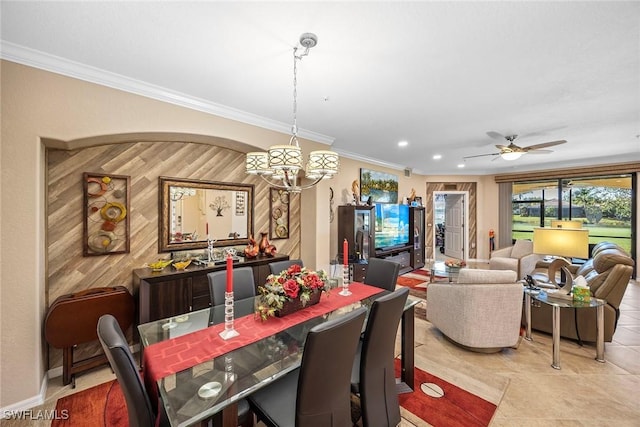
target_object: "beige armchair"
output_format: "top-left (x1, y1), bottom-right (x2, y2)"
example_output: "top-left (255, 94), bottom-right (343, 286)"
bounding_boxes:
top-left (490, 239), bottom-right (542, 279)
top-left (427, 269), bottom-right (523, 352)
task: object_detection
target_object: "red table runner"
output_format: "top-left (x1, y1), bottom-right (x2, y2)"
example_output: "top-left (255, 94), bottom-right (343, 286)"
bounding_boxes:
top-left (143, 282), bottom-right (382, 398)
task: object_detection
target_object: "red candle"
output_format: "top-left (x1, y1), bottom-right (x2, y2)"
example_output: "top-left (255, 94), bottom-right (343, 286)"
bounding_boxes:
top-left (226, 253), bottom-right (233, 293)
top-left (343, 238), bottom-right (348, 266)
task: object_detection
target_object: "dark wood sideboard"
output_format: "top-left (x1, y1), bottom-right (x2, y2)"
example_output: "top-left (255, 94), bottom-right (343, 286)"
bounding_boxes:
top-left (133, 254), bottom-right (289, 324)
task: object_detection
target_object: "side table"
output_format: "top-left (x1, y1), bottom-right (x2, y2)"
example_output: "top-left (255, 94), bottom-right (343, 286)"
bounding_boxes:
top-left (524, 288), bottom-right (605, 369)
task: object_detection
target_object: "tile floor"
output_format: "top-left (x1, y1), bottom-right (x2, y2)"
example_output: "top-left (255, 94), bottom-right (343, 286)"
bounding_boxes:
top-left (5, 276), bottom-right (639, 426)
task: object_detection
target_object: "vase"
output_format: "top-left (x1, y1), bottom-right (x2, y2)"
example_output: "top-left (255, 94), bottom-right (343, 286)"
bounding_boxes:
top-left (244, 235), bottom-right (259, 258)
top-left (258, 232), bottom-right (269, 254)
top-left (275, 290), bottom-right (322, 317)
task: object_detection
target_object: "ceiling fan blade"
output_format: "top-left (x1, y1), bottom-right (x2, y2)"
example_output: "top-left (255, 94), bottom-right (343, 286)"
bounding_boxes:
top-left (463, 152), bottom-right (500, 159)
top-left (495, 144), bottom-right (509, 150)
top-left (522, 140), bottom-right (567, 151)
top-left (526, 149), bottom-right (553, 154)
top-left (486, 131), bottom-right (505, 140)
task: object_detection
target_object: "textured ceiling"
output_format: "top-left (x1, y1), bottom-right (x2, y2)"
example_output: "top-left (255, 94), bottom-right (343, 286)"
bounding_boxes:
top-left (2, 1), bottom-right (639, 175)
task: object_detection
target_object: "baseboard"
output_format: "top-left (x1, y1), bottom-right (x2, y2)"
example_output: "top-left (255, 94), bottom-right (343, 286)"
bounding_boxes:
top-left (1, 342), bottom-right (139, 418)
top-left (0, 373), bottom-right (47, 419)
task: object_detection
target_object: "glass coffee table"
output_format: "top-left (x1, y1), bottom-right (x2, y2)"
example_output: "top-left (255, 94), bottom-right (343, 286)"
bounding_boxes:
top-left (524, 288), bottom-right (605, 369)
top-left (429, 261), bottom-right (464, 283)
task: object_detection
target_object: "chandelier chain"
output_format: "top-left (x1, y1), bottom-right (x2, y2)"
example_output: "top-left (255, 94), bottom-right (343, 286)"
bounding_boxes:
top-left (292, 46), bottom-right (298, 141)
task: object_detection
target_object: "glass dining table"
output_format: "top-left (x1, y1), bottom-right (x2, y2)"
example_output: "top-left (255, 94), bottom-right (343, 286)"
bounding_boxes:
top-left (138, 283), bottom-right (420, 427)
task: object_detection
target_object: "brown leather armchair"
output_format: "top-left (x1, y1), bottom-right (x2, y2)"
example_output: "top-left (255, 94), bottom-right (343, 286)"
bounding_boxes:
top-left (528, 242), bottom-right (635, 342)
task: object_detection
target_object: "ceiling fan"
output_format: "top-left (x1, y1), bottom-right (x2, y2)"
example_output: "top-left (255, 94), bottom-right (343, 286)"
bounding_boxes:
top-left (465, 134), bottom-right (567, 161)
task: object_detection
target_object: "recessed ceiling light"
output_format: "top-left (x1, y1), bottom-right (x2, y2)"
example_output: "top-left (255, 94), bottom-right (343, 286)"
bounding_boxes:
top-left (398, 140), bottom-right (409, 147)
top-left (433, 154), bottom-right (442, 160)
top-left (457, 163), bottom-right (465, 168)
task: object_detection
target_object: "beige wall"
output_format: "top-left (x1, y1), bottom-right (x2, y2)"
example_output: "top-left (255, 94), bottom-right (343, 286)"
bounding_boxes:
top-left (0, 61), bottom-right (332, 409)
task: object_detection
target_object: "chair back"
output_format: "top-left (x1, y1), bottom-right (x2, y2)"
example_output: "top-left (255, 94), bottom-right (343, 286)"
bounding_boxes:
top-left (207, 267), bottom-right (255, 306)
top-left (97, 314), bottom-right (156, 427)
top-left (269, 259), bottom-right (304, 275)
top-left (296, 307), bottom-right (367, 427)
top-left (359, 287), bottom-right (409, 427)
top-left (364, 257), bottom-right (400, 291)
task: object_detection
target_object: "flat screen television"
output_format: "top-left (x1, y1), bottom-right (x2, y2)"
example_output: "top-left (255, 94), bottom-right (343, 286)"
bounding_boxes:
top-left (374, 203), bottom-right (410, 250)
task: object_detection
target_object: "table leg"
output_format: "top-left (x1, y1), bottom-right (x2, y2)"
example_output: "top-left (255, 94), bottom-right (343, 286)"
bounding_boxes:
top-left (551, 305), bottom-right (561, 370)
top-left (596, 304), bottom-right (605, 363)
top-left (212, 402), bottom-right (238, 427)
top-left (396, 305), bottom-right (415, 394)
top-left (524, 292), bottom-right (532, 341)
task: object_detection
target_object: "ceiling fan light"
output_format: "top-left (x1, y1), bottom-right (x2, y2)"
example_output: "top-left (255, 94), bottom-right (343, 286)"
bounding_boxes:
top-left (501, 151), bottom-right (523, 161)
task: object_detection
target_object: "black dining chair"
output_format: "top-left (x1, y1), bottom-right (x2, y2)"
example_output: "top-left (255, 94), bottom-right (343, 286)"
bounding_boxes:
top-left (248, 307), bottom-right (367, 427)
top-left (207, 267), bottom-right (256, 307)
top-left (364, 257), bottom-right (401, 291)
top-left (97, 314), bottom-right (168, 427)
top-left (351, 287), bottom-right (409, 427)
top-left (98, 314), bottom-right (254, 427)
top-left (268, 259), bottom-right (304, 275)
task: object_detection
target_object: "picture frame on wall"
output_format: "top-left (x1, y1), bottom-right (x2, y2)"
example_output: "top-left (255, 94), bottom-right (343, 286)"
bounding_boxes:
top-left (83, 172), bottom-right (131, 256)
top-left (269, 188), bottom-right (290, 239)
top-left (360, 168), bottom-right (398, 203)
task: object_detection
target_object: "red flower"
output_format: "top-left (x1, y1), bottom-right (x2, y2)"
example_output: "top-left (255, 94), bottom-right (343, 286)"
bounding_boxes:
top-left (287, 264), bottom-right (302, 275)
top-left (282, 279), bottom-right (300, 298)
top-left (303, 274), bottom-right (323, 289)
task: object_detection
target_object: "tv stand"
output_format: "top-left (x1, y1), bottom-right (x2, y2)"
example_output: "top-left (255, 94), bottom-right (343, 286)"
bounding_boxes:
top-left (375, 245), bottom-right (413, 275)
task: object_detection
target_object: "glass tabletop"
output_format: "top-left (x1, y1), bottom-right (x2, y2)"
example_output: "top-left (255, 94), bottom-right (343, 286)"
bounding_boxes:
top-left (525, 288), bottom-right (605, 309)
top-left (138, 292), bottom-right (420, 427)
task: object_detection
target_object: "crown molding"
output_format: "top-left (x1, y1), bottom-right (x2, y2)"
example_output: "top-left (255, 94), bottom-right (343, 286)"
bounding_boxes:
top-left (0, 41), bottom-right (335, 145)
top-left (333, 147), bottom-right (407, 172)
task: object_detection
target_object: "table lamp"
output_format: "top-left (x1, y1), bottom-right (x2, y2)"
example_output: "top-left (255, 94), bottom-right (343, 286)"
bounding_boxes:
top-left (533, 227), bottom-right (589, 288)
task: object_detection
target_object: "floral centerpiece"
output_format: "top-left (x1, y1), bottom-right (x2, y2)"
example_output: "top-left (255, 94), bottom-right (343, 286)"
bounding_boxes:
top-left (444, 259), bottom-right (466, 268)
top-left (256, 264), bottom-right (328, 320)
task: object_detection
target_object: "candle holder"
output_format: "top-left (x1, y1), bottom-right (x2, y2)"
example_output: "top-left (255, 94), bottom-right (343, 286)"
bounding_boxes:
top-left (218, 291), bottom-right (240, 340)
top-left (224, 355), bottom-right (236, 383)
top-left (207, 238), bottom-right (214, 263)
top-left (339, 264), bottom-right (352, 296)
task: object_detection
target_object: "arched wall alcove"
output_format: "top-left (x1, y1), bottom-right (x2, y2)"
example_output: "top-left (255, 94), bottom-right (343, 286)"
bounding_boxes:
top-left (44, 132), bottom-right (301, 370)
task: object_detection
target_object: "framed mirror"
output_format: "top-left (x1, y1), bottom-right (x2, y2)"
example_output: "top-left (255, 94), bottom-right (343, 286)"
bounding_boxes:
top-left (159, 177), bottom-right (254, 252)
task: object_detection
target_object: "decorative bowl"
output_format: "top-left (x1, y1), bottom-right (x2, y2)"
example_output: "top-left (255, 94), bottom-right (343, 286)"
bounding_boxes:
top-left (173, 259), bottom-right (192, 270)
top-left (148, 259), bottom-right (173, 271)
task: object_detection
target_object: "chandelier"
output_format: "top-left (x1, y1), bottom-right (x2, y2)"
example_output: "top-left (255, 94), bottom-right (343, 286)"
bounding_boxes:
top-left (245, 33), bottom-right (339, 193)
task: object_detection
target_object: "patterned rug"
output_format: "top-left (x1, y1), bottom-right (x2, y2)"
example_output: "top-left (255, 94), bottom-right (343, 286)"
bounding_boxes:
top-left (396, 267), bottom-right (431, 319)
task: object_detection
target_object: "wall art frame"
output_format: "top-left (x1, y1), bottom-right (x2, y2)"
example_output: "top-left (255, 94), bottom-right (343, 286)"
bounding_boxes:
top-left (83, 172), bottom-right (131, 256)
top-left (269, 188), bottom-right (290, 239)
top-left (360, 168), bottom-right (399, 203)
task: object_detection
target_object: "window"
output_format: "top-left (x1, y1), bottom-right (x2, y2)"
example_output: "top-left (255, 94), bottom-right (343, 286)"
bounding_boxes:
top-left (512, 175), bottom-right (633, 253)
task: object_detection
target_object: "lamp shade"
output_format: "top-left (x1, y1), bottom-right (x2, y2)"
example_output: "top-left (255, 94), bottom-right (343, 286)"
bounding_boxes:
top-left (268, 145), bottom-right (302, 171)
top-left (533, 227), bottom-right (589, 259)
top-left (550, 220), bottom-right (583, 229)
top-left (246, 152), bottom-right (272, 175)
top-left (306, 150), bottom-right (339, 177)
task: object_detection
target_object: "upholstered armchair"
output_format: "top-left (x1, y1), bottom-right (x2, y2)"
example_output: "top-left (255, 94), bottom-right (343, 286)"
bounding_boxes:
top-left (490, 239), bottom-right (542, 279)
top-left (427, 269), bottom-right (524, 352)
top-left (528, 242), bottom-right (635, 342)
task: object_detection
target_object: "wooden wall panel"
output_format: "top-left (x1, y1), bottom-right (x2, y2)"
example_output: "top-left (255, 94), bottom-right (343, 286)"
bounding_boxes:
top-left (46, 140), bottom-right (301, 369)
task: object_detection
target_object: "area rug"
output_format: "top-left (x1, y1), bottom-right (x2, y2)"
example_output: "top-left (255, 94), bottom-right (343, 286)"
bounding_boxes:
top-left (395, 359), bottom-right (498, 427)
top-left (52, 380), bottom-right (127, 427)
top-left (53, 363), bottom-right (497, 427)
